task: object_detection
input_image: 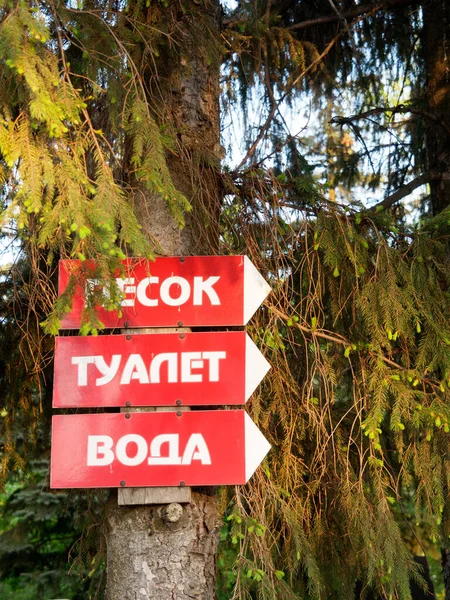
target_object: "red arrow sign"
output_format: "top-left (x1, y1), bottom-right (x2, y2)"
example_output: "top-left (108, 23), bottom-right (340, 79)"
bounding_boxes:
top-left (53, 332), bottom-right (270, 408)
top-left (58, 256), bottom-right (271, 328)
top-left (50, 411), bottom-right (270, 488)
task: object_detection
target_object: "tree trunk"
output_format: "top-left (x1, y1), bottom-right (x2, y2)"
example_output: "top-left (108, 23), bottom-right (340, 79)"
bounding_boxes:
top-left (106, 493), bottom-right (219, 600)
top-left (422, 0), bottom-right (450, 216)
top-left (105, 2), bottom-right (222, 598)
top-left (130, 0), bottom-right (223, 256)
top-left (423, 3), bottom-right (450, 592)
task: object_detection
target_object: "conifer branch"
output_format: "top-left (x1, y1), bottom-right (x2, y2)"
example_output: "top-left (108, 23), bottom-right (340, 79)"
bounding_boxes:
top-left (234, 32), bottom-right (343, 171)
top-left (330, 104), bottom-right (450, 140)
top-left (326, 0), bottom-right (358, 54)
top-left (269, 304), bottom-right (349, 346)
top-left (371, 173), bottom-right (432, 211)
top-left (271, 300), bottom-right (409, 373)
top-left (285, 0), bottom-right (420, 32)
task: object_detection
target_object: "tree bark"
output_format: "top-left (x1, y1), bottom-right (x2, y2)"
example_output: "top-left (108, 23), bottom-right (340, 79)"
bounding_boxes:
top-left (423, 4), bottom-right (450, 595)
top-left (131, 0), bottom-right (223, 256)
top-left (422, 0), bottom-right (450, 215)
top-left (105, 2), bottom-right (222, 598)
top-left (106, 493), bottom-right (219, 600)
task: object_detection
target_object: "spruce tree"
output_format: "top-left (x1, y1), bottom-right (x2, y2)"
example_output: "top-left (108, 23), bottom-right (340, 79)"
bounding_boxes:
top-left (0, 1), bottom-right (450, 599)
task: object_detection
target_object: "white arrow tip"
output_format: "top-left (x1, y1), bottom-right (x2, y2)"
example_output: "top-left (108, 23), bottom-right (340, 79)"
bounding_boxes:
top-left (243, 257), bottom-right (271, 324)
top-left (245, 412), bottom-right (271, 482)
top-left (245, 335), bottom-right (271, 401)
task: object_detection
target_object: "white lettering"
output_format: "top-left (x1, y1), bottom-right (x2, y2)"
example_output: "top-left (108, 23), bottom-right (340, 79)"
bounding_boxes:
top-left (115, 434), bottom-right (147, 466)
top-left (149, 353), bottom-right (178, 383)
top-left (181, 352), bottom-right (204, 383)
top-left (202, 351), bottom-right (226, 381)
top-left (85, 278), bottom-right (103, 297)
top-left (193, 276), bottom-right (220, 305)
top-left (87, 433), bottom-right (211, 467)
top-left (120, 354), bottom-right (149, 384)
top-left (74, 351), bottom-right (227, 387)
top-left (148, 434), bottom-right (181, 465)
top-left (182, 434), bottom-right (211, 465)
top-left (160, 276), bottom-right (190, 306)
top-left (136, 277), bottom-right (159, 307)
top-left (72, 356), bottom-right (95, 386)
top-left (95, 355), bottom-right (121, 386)
top-left (87, 435), bottom-right (114, 466)
top-left (116, 277), bottom-right (135, 307)
top-left (123, 275), bottom-right (222, 308)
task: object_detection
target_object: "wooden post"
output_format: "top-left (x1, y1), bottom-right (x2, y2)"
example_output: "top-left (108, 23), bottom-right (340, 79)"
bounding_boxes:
top-left (117, 326), bottom-right (192, 507)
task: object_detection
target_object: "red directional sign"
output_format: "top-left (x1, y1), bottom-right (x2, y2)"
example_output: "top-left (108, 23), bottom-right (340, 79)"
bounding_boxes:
top-left (53, 331), bottom-right (270, 408)
top-left (58, 256), bottom-right (271, 329)
top-left (50, 410), bottom-right (270, 488)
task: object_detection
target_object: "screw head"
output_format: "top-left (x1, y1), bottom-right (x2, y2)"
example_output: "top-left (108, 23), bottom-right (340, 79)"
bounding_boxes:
top-left (178, 321), bottom-right (183, 327)
top-left (179, 333), bottom-right (185, 339)
top-left (126, 401), bottom-right (131, 407)
top-left (176, 399), bottom-right (182, 406)
top-left (180, 256), bottom-right (185, 262)
top-left (120, 480), bottom-right (126, 487)
top-left (176, 411), bottom-right (182, 417)
top-left (125, 413), bottom-right (131, 419)
top-left (126, 335), bottom-right (131, 340)
top-left (179, 481), bottom-right (186, 487)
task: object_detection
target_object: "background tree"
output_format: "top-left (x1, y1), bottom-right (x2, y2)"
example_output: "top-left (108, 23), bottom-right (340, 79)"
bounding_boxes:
top-left (1, 1), bottom-right (450, 599)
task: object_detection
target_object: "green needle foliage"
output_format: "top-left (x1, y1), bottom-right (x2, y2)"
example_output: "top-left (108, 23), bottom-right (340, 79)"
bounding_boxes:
top-left (0, 0), bottom-right (197, 333)
top-left (0, 462), bottom-right (106, 600)
top-left (1, 1), bottom-right (450, 599)
top-left (217, 173), bottom-right (450, 598)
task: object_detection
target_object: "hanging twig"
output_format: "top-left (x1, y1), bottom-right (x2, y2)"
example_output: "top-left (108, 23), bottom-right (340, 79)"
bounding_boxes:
top-left (371, 173), bottom-right (433, 211)
top-left (326, 0), bottom-right (359, 54)
top-left (330, 104), bottom-right (450, 139)
top-left (285, 0), bottom-right (420, 32)
top-left (234, 32), bottom-right (344, 172)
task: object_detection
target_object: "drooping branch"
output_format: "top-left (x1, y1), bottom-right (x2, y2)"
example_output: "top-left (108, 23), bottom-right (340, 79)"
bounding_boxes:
top-left (371, 173), bottom-right (433, 211)
top-left (330, 104), bottom-right (450, 140)
top-left (285, 0), bottom-right (420, 31)
top-left (326, 0), bottom-right (358, 53)
top-left (223, 0), bottom-right (413, 28)
top-left (234, 32), bottom-right (343, 171)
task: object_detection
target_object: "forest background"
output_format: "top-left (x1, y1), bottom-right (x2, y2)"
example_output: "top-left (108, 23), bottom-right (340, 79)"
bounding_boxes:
top-left (1, 0), bottom-right (450, 599)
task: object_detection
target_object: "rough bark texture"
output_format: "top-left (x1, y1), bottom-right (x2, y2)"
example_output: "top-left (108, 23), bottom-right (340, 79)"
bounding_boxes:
top-left (133, 0), bottom-right (223, 256)
top-left (422, 3), bottom-right (450, 591)
top-left (441, 546), bottom-right (450, 600)
top-left (105, 2), bottom-right (222, 599)
top-left (106, 493), bottom-right (220, 600)
top-left (423, 0), bottom-right (450, 215)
